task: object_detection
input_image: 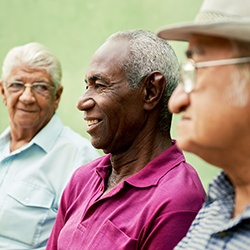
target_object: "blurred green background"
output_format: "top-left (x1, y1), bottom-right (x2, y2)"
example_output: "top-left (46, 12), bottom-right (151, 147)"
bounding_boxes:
top-left (0, 0), bottom-right (219, 191)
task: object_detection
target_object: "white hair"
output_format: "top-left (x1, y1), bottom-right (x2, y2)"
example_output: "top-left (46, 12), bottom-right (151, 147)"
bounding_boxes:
top-left (225, 40), bottom-right (250, 107)
top-left (106, 30), bottom-right (179, 136)
top-left (1, 42), bottom-right (62, 90)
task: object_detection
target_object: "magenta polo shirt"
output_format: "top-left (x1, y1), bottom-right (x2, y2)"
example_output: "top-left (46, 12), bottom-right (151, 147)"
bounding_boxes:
top-left (47, 142), bottom-right (205, 250)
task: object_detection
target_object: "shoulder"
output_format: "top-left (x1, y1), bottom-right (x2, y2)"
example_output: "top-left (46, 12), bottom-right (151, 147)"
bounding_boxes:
top-left (57, 126), bottom-right (99, 155)
top-left (156, 161), bottom-right (206, 210)
top-left (59, 126), bottom-right (91, 144)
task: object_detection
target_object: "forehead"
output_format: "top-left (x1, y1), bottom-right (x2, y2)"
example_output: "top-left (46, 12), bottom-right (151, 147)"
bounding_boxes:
top-left (187, 35), bottom-right (234, 59)
top-left (7, 64), bottom-right (51, 81)
top-left (86, 39), bottom-right (129, 79)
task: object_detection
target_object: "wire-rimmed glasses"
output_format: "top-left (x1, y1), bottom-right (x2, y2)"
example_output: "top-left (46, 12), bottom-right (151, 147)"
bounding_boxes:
top-left (180, 57), bottom-right (250, 93)
top-left (6, 81), bottom-right (55, 97)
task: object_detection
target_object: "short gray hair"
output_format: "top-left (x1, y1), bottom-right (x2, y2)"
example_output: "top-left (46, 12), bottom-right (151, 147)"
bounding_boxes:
top-left (107, 30), bottom-right (179, 135)
top-left (226, 39), bottom-right (250, 106)
top-left (1, 42), bottom-right (62, 90)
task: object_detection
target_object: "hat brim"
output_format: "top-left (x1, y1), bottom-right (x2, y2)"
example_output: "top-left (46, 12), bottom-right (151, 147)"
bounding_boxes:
top-left (157, 21), bottom-right (250, 42)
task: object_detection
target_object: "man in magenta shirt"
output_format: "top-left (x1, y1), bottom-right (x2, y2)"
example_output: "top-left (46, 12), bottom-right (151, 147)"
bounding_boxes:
top-left (47, 30), bottom-right (205, 250)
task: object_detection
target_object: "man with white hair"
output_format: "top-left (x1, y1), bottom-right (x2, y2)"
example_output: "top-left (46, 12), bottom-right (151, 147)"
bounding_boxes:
top-left (157, 0), bottom-right (250, 249)
top-left (0, 42), bottom-right (99, 249)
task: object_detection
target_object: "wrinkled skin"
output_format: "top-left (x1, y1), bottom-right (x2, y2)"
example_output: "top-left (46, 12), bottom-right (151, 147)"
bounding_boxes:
top-left (168, 34), bottom-right (250, 217)
top-left (0, 65), bottom-right (63, 151)
top-left (77, 38), bottom-right (171, 185)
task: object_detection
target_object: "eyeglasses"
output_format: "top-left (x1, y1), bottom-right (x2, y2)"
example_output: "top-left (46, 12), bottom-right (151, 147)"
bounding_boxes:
top-left (180, 57), bottom-right (250, 93)
top-left (6, 81), bottom-right (55, 97)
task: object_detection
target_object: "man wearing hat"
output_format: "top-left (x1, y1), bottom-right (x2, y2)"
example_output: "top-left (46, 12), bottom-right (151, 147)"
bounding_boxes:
top-left (157, 0), bottom-right (250, 249)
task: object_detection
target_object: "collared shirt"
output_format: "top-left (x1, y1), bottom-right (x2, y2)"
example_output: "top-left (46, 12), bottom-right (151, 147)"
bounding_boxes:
top-left (47, 142), bottom-right (206, 250)
top-left (175, 171), bottom-right (250, 250)
top-left (0, 113), bottom-right (100, 250)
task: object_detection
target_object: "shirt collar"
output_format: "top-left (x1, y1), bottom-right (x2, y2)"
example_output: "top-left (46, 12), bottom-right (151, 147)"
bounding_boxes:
top-left (207, 171), bottom-right (235, 202)
top-left (0, 113), bottom-right (63, 154)
top-left (96, 141), bottom-right (186, 188)
top-left (207, 171), bottom-right (250, 231)
top-left (32, 113), bottom-right (64, 153)
top-left (127, 141), bottom-right (185, 187)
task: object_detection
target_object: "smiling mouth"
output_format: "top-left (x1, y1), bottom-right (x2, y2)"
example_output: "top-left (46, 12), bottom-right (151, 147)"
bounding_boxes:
top-left (87, 119), bottom-right (100, 126)
top-left (19, 109), bottom-right (37, 113)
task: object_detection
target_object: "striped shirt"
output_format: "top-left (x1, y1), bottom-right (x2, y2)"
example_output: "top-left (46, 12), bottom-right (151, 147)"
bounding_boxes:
top-left (175, 171), bottom-right (250, 250)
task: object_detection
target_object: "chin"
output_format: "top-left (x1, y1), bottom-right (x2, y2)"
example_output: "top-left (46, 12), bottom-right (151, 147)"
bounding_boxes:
top-left (90, 139), bottom-right (104, 151)
top-left (176, 137), bottom-right (193, 152)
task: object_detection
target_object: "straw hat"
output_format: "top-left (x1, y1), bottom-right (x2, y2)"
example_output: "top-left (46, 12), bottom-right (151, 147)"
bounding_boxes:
top-left (157, 0), bottom-right (250, 42)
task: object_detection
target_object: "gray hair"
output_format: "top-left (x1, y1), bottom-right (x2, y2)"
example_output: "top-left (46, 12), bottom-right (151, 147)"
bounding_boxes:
top-left (1, 42), bottom-right (62, 90)
top-left (107, 30), bottom-right (179, 135)
top-left (225, 40), bottom-right (250, 107)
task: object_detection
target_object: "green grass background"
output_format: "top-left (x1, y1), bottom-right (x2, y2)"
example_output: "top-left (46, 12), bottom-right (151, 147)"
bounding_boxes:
top-left (0, 0), bottom-right (219, 191)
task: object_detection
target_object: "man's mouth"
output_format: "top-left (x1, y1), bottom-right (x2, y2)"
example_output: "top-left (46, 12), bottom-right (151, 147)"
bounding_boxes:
top-left (18, 108), bottom-right (37, 113)
top-left (87, 119), bottom-right (99, 126)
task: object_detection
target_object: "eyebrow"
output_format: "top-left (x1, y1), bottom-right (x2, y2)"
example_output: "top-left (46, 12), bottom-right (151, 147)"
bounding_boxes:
top-left (85, 74), bottom-right (109, 84)
top-left (9, 79), bottom-right (50, 84)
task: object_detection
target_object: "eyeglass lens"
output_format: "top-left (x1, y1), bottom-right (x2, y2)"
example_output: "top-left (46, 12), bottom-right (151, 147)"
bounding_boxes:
top-left (7, 82), bottom-right (53, 96)
top-left (180, 61), bottom-right (196, 93)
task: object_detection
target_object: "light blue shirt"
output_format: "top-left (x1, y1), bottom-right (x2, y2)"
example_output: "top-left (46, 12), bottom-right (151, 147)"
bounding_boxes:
top-left (0, 113), bottom-right (100, 249)
top-left (175, 171), bottom-right (250, 250)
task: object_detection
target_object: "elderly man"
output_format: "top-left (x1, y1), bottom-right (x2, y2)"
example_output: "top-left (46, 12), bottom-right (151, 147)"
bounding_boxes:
top-left (46, 30), bottom-right (205, 250)
top-left (0, 42), bottom-right (99, 249)
top-left (157, 0), bottom-right (250, 249)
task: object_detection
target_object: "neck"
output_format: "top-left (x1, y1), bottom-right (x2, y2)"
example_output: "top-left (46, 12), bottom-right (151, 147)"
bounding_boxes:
top-left (9, 127), bottom-right (38, 152)
top-left (104, 136), bottom-right (173, 194)
top-left (10, 135), bottom-right (33, 152)
top-left (227, 170), bottom-right (250, 218)
top-left (233, 184), bottom-right (250, 217)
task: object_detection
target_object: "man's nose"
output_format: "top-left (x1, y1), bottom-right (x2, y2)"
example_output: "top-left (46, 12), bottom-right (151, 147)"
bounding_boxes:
top-left (168, 84), bottom-right (190, 114)
top-left (77, 94), bottom-right (95, 111)
top-left (19, 84), bottom-right (36, 103)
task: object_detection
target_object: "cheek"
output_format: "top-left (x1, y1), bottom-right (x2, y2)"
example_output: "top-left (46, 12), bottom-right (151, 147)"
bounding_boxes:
top-left (194, 98), bottom-right (237, 146)
top-left (188, 95), bottom-right (218, 143)
top-left (5, 96), bottom-right (17, 111)
top-left (44, 97), bottom-right (58, 109)
top-left (224, 73), bottom-right (249, 107)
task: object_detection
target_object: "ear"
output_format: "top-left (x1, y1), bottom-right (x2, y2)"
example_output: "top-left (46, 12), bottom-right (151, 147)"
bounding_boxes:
top-left (143, 71), bottom-right (166, 111)
top-left (53, 85), bottom-right (63, 110)
top-left (0, 81), bottom-right (7, 106)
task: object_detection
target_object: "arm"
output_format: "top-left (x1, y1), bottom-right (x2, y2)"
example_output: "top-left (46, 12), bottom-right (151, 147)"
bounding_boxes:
top-left (139, 210), bottom-right (198, 250)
